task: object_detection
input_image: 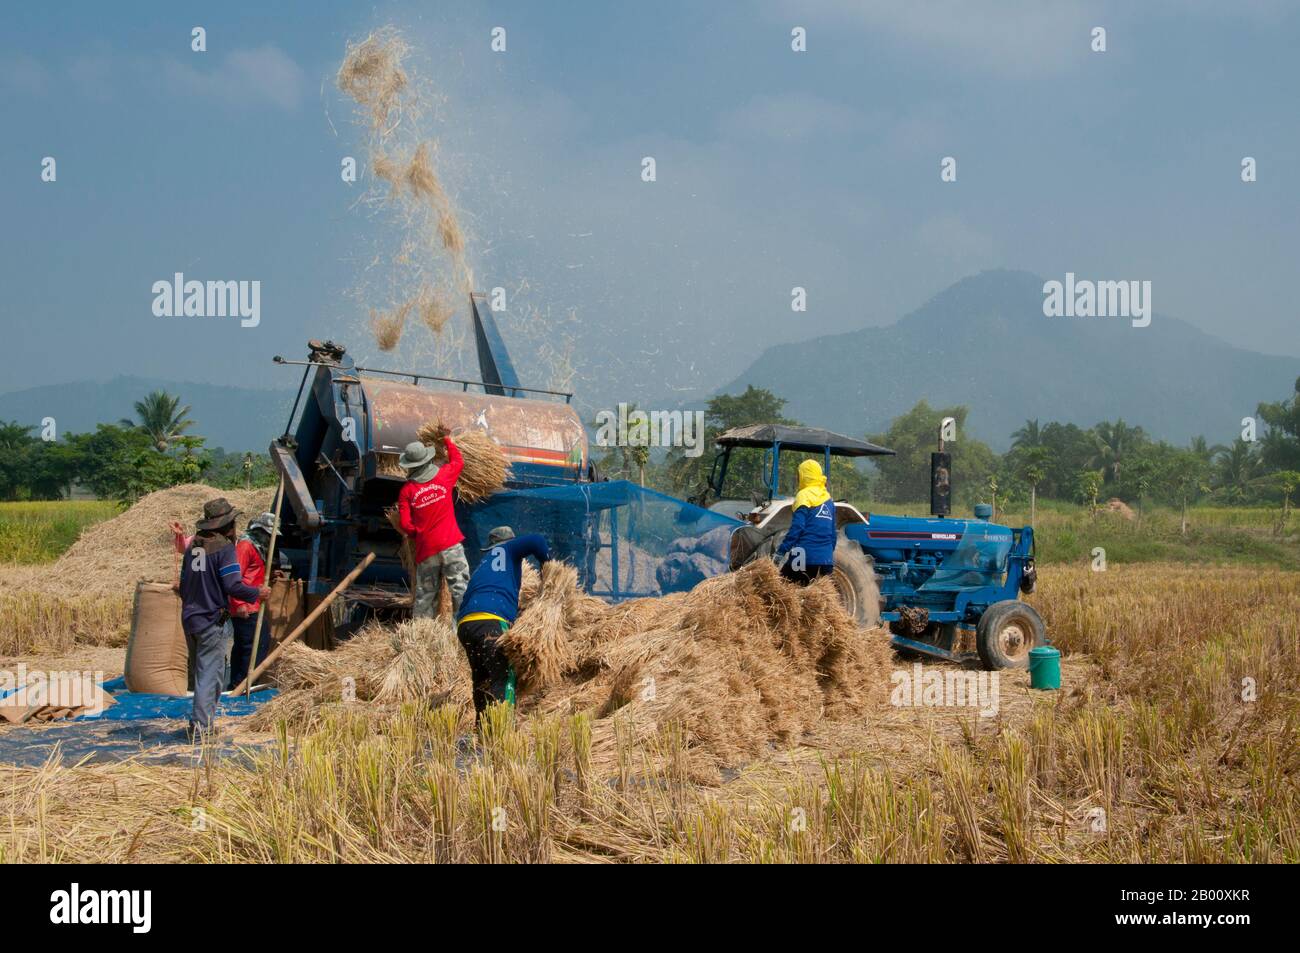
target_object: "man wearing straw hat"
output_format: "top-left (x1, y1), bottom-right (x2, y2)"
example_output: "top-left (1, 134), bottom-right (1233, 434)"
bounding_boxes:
top-left (397, 435), bottom-right (471, 618)
top-left (227, 511), bottom-right (291, 691)
top-left (456, 526), bottom-right (551, 722)
top-left (178, 498), bottom-right (271, 740)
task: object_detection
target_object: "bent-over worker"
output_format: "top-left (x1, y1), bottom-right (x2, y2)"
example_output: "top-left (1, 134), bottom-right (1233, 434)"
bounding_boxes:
top-left (455, 526), bottom-right (550, 722)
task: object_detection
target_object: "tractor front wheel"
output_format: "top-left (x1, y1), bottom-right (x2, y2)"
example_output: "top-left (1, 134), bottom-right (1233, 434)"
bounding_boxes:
top-left (976, 601), bottom-right (1047, 670)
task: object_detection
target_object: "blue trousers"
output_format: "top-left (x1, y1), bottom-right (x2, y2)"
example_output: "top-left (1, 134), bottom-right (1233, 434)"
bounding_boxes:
top-left (185, 619), bottom-right (232, 733)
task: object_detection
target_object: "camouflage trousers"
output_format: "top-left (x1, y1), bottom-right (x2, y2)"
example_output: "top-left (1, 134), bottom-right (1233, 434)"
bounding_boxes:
top-left (413, 543), bottom-right (470, 619)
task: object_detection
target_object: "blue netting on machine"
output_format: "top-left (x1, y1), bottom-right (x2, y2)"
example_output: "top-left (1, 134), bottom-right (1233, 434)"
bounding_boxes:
top-left (464, 480), bottom-right (742, 601)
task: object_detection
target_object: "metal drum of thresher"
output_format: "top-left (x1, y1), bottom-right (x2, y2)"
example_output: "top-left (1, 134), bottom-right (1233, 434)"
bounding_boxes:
top-left (361, 376), bottom-right (588, 487)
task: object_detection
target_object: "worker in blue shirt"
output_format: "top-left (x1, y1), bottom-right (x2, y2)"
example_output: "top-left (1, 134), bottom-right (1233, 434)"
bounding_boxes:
top-left (178, 498), bottom-right (270, 740)
top-left (455, 526), bottom-right (550, 721)
top-left (775, 459), bottom-right (837, 585)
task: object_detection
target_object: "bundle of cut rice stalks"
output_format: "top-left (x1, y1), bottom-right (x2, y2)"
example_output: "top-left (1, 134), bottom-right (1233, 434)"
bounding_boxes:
top-left (249, 617), bottom-right (471, 731)
top-left (383, 505), bottom-right (416, 582)
top-left (498, 560), bottom-right (893, 781)
top-left (415, 422), bottom-right (509, 503)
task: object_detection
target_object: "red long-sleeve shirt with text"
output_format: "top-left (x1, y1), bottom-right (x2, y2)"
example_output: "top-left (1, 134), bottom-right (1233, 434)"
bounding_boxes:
top-left (398, 438), bottom-right (465, 562)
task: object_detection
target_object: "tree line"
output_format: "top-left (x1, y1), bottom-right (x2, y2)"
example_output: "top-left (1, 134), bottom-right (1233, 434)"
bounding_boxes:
top-left (603, 378), bottom-right (1300, 523)
top-left (0, 391), bottom-right (278, 504)
top-left (6, 379), bottom-right (1299, 522)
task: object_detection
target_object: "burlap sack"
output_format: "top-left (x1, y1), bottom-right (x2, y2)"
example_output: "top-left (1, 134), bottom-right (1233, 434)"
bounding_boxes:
top-left (264, 577), bottom-right (305, 644)
top-left (125, 582), bottom-right (190, 696)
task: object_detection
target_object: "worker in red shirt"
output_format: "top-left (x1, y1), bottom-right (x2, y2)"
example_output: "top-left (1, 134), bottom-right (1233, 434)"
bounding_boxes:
top-left (397, 435), bottom-right (470, 618)
top-left (227, 512), bottom-right (290, 690)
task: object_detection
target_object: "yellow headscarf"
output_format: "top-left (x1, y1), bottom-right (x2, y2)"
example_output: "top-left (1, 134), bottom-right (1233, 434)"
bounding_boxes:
top-left (793, 459), bottom-right (831, 511)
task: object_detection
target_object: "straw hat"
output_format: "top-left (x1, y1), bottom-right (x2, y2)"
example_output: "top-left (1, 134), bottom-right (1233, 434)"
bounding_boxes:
top-left (196, 498), bottom-right (240, 531)
top-left (398, 441), bottom-right (437, 470)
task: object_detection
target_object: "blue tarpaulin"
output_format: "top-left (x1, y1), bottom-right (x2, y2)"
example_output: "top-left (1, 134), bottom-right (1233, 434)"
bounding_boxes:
top-left (0, 678), bottom-right (279, 767)
top-left (78, 684), bottom-right (277, 722)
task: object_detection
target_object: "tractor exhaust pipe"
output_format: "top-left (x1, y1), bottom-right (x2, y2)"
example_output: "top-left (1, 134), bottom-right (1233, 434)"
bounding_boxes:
top-left (931, 419), bottom-right (953, 517)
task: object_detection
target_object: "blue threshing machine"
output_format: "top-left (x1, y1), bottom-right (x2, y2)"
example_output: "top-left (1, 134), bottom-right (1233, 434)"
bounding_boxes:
top-left (265, 293), bottom-right (738, 639)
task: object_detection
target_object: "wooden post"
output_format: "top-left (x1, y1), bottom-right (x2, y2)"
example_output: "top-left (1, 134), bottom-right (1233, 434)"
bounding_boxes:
top-left (244, 476), bottom-right (285, 698)
top-left (229, 552), bottom-right (376, 695)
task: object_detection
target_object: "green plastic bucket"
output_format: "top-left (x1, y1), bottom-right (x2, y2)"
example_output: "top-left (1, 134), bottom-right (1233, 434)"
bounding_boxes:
top-left (1028, 646), bottom-right (1061, 690)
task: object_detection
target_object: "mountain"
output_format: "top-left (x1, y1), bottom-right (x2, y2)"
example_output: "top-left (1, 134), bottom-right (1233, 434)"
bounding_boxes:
top-left (717, 270), bottom-right (1300, 450)
top-left (0, 376), bottom-right (294, 452)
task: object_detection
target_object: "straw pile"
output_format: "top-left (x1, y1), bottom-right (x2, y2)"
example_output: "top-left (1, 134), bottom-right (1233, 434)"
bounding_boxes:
top-left (249, 558), bottom-right (889, 780)
top-left (501, 559), bottom-right (892, 779)
top-left (248, 617), bottom-right (470, 731)
top-left (416, 423), bottom-right (509, 503)
top-left (23, 484), bottom-right (273, 601)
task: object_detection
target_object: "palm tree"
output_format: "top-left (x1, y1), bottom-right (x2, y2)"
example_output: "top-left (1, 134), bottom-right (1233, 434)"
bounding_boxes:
top-left (121, 391), bottom-right (194, 452)
top-left (0, 421), bottom-right (33, 453)
top-left (1188, 435), bottom-right (1221, 463)
top-left (1212, 439), bottom-right (1262, 502)
top-left (1010, 419), bottom-right (1042, 449)
top-left (591, 403), bottom-right (650, 484)
top-left (1076, 469), bottom-right (1101, 517)
top-left (1272, 470), bottom-right (1300, 534)
top-left (1089, 419), bottom-right (1145, 485)
top-left (1014, 446), bottom-right (1052, 526)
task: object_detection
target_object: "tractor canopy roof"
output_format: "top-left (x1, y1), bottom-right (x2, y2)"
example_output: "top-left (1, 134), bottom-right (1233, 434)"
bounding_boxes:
top-left (715, 424), bottom-right (895, 457)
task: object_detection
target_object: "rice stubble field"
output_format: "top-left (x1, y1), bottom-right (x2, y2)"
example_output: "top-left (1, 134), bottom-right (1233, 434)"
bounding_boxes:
top-left (1, 497), bottom-right (1297, 863)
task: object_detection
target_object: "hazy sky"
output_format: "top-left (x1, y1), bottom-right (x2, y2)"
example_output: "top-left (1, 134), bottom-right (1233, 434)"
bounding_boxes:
top-left (2, 1), bottom-right (1298, 408)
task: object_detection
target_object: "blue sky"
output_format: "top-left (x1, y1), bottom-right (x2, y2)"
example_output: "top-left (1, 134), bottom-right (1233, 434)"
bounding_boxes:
top-left (1, 1), bottom-right (1297, 408)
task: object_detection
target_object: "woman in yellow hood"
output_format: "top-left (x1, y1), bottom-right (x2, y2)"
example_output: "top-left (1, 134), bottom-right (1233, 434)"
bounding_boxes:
top-left (775, 459), bottom-right (837, 584)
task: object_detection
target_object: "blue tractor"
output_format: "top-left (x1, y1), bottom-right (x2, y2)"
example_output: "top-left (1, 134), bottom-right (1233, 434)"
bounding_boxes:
top-left (693, 424), bottom-right (1046, 670)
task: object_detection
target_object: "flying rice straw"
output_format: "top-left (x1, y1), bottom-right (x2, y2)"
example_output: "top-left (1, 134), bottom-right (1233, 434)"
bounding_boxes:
top-left (370, 300), bottom-right (413, 351)
top-left (417, 286), bottom-right (455, 334)
top-left (337, 29), bottom-right (411, 134)
top-left (405, 141), bottom-right (447, 203)
top-left (371, 150), bottom-right (402, 189)
top-left (338, 27), bottom-right (477, 357)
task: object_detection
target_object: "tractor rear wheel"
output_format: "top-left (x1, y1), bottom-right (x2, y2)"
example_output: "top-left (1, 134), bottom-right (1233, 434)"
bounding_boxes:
top-left (976, 600), bottom-right (1047, 670)
top-left (831, 544), bottom-right (880, 628)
